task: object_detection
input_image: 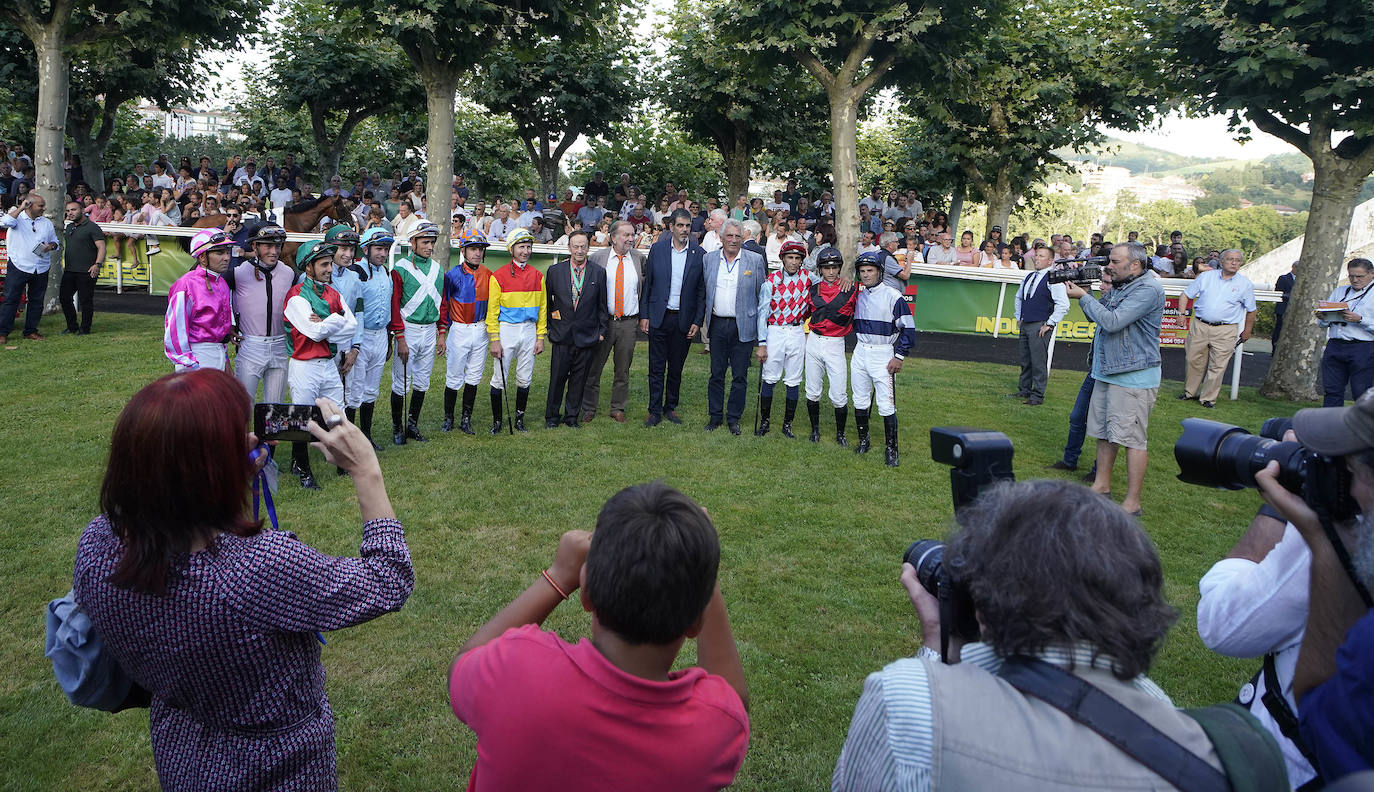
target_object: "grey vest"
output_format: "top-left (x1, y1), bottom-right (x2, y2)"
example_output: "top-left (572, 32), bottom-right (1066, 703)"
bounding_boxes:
top-left (925, 658), bottom-right (1224, 790)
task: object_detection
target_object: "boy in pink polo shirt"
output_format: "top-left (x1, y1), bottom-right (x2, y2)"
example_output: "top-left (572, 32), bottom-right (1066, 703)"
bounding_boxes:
top-left (448, 482), bottom-right (749, 791)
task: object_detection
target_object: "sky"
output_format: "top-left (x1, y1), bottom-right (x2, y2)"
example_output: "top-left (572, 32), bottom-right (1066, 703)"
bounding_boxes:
top-left (1104, 114), bottom-right (1295, 161)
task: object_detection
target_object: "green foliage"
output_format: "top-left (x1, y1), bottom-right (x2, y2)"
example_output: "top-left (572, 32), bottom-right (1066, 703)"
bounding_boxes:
top-left (270, 0), bottom-right (422, 177)
top-left (570, 118), bottom-right (726, 203)
top-left (234, 67), bottom-right (319, 177)
top-left (1185, 206), bottom-right (1308, 262)
top-left (660, 0), bottom-right (827, 195)
top-left (452, 101), bottom-right (537, 199)
top-left (1192, 193), bottom-right (1240, 216)
top-left (1197, 162), bottom-right (1311, 212)
top-left (101, 108), bottom-right (164, 180)
top-left (1061, 138), bottom-right (1221, 175)
top-left (470, 8), bottom-right (641, 193)
top-left (855, 117), bottom-right (965, 205)
top-left (0, 311), bottom-right (1313, 790)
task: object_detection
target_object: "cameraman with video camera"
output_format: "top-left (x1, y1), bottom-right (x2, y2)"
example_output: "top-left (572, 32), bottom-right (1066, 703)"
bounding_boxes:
top-left (1062, 243), bottom-right (1165, 516)
top-left (832, 478), bottom-right (1273, 790)
top-left (1251, 393), bottom-right (1374, 779)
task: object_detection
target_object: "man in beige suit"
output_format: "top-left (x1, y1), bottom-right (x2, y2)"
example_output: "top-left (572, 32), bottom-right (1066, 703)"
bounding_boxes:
top-left (580, 220), bottom-right (646, 423)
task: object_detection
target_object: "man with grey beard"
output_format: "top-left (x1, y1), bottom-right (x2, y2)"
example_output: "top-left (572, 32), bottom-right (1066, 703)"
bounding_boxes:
top-left (1254, 390), bottom-right (1374, 781)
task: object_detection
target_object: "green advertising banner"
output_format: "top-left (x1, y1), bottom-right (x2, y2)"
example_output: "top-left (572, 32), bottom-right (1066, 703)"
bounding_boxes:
top-left (907, 275), bottom-right (1100, 344)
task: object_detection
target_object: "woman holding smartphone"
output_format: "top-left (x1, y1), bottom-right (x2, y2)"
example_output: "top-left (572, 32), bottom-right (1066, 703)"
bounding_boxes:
top-left (72, 371), bottom-right (413, 792)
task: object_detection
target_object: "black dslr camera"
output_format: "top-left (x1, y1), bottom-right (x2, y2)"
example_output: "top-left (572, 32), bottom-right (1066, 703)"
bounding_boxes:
top-left (904, 428), bottom-right (1016, 661)
top-left (1174, 417), bottom-right (1358, 523)
top-left (1047, 256), bottom-right (1108, 286)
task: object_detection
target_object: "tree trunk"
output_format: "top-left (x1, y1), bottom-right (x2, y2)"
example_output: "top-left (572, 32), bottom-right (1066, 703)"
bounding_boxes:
top-left (828, 88), bottom-right (861, 282)
top-left (948, 181), bottom-right (966, 239)
top-left (421, 67), bottom-right (460, 256)
top-left (534, 141), bottom-right (559, 200)
top-left (33, 29), bottom-right (70, 313)
top-left (321, 145), bottom-right (345, 186)
top-left (984, 171), bottom-right (1018, 241)
top-left (1260, 155), bottom-right (1365, 402)
top-left (70, 126), bottom-right (105, 195)
top-left (723, 138), bottom-right (752, 206)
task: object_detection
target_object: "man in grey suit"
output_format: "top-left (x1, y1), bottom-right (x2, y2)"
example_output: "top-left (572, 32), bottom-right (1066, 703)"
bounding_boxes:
top-left (702, 218), bottom-right (768, 435)
top-left (580, 220), bottom-right (646, 423)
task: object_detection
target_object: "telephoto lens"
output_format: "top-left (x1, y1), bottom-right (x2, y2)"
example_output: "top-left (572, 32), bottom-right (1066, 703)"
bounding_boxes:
top-left (1174, 418), bottom-right (1306, 492)
top-left (904, 540), bottom-right (947, 596)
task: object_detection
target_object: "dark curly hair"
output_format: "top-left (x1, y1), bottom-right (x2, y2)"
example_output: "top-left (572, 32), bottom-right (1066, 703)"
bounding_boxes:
top-left (946, 479), bottom-right (1177, 680)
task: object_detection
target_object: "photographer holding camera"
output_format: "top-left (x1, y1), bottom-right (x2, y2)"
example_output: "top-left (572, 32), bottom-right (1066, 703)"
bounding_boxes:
top-left (1252, 393), bottom-right (1374, 779)
top-left (1063, 243), bottom-right (1166, 516)
top-left (833, 479), bottom-right (1259, 791)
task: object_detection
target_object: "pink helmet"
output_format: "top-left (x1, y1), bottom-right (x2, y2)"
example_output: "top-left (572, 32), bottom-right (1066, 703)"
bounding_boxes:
top-left (190, 227), bottom-right (235, 258)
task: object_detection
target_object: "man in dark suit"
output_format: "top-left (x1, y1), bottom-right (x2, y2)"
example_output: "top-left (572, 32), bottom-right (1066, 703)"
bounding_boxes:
top-left (544, 230), bottom-right (609, 428)
top-left (702, 218), bottom-right (769, 435)
top-left (640, 209), bottom-right (706, 427)
top-left (580, 220), bottom-right (646, 423)
top-left (1273, 260), bottom-right (1295, 346)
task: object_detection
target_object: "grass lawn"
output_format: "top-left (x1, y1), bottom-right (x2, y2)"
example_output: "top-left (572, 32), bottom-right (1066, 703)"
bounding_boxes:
top-left (0, 311), bottom-right (1316, 790)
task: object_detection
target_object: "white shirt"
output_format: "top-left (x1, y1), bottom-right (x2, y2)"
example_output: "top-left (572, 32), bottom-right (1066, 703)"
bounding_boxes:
top-left (764, 201), bottom-right (789, 214)
top-left (151, 173), bottom-right (174, 189)
top-left (270, 187), bottom-right (293, 209)
top-left (1322, 283), bottom-right (1374, 341)
top-left (925, 244), bottom-right (957, 265)
top-left (765, 235), bottom-right (790, 269)
top-left (515, 210), bottom-right (541, 229)
top-left (0, 211), bottom-right (58, 273)
top-left (859, 196), bottom-right (885, 213)
top-left (604, 250), bottom-right (640, 318)
top-left (486, 217), bottom-right (515, 241)
top-left (1013, 267), bottom-right (1070, 325)
top-left (712, 251), bottom-right (742, 318)
top-left (1197, 523), bottom-right (1315, 787)
top-left (1185, 268), bottom-right (1256, 325)
top-left (701, 230), bottom-right (722, 253)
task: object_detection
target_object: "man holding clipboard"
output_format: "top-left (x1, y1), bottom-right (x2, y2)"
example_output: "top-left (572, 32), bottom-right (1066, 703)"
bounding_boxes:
top-left (1318, 257), bottom-right (1374, 407)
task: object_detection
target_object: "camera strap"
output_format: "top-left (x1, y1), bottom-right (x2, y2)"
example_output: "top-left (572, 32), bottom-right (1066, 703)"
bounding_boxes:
top-left (252, 470), bottom-right (326, 647)
top-left (998, 655), bottom-right (1231, 792)
top-left (1319, 515), bottom-right (1374, 608)
top-left (1256, 653), bottom-right (1321, 773)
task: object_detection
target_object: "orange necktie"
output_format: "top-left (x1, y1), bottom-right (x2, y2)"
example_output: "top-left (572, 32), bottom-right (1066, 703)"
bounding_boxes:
top-left (614, 255), bottom-right (625, 318)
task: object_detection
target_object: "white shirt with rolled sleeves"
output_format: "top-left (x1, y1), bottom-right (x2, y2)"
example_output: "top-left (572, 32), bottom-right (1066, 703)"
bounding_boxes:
top-left (1197, 522), bottom-right (1316, 787)
top-left (1184, 268), bottom-right (1257, 325)
top-left (1321, 283), bottom-right (1374, 341)
top-left (0, 210), bottom-right (59, 274)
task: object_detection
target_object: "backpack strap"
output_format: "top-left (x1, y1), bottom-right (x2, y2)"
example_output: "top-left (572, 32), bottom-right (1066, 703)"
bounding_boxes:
top-left (1184, 702), bottom-right (1289, 792)
top-left (999, 655), bottom-right (1230, 792)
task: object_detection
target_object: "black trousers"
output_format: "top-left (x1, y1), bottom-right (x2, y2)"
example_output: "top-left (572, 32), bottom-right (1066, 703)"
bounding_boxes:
top-left (1321, 338), bottom-right (1374, 407)
top-left (707, 316), bottom-right (754, 423)
top-left (60, 268), bottom-right (97, 332)
top-left (0, 268), bottom-right (47, 337)
top-left (546, 341), bottom-right (594, 423)
top-left (647, 309), bottom-right (691, 417)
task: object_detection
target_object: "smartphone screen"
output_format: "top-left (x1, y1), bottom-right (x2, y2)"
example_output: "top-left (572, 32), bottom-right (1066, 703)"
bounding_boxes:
top-left (254, 403), bottom-right (325, 443)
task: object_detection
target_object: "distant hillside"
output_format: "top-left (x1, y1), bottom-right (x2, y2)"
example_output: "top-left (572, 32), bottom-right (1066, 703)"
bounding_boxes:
top-left (1053, 138), bottom-right (1222, 175)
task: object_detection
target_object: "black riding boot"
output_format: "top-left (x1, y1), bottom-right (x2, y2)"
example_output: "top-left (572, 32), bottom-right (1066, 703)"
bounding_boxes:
top-left (883, 414), bottom-right (899, 467)
top-left (781, 398), bottom-right (798, 438)
top-left (807, 399), bottom-right (821, 442)
top-left (854, 408), bottom-right (871, 454)
top-left (442, 387), bottom-right (458, 431)
top-left (291, 442), bottom-right (320, 490)
top-left (391, 392), bottom-right (406, 445)
top-left (359, 401), bottom-right (380, 450)
top-left (459, 383), bottom-right (477, 434)
top-left (755, 395), bottom-right (773, 436)
top-left (835, 406), bottom-right (849, 448)
top-left (514, 387), bottom-right (529, 432)
top-left (489, 387), bottom-right (504, 434)
top-left (406, 390), bottom-right (428, 441)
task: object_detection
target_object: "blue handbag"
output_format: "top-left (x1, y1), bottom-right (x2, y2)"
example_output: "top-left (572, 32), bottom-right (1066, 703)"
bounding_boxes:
top-left (45, 590), bottom-right (150, 712)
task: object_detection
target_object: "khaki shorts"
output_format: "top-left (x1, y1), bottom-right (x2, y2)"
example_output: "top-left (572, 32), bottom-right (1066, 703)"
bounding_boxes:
top-left (1087, 382), bottom-right (1157, 450)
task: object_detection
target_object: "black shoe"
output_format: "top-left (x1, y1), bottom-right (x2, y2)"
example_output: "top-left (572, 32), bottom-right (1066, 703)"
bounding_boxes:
top-left (854, 409), bottom-right (870, 454)
top-left (513, 412), bottom-right (527, 432)
top-left (728, 422), bottom-right (742, 436)
top-left (1046, 460), bottom-right (1077, 471)
top-left (756, 395), bottom-right (773, 437)
top-left (368, 438), bottom-right (382, 451)
top-left (810, 427), bottom-right (821, 442)
top-left (77, 329), bottom-right (90, 336)
top-left (545, 420), bottom-right (561, 429)
top-left (442, 415), bottom-right (455, 432)
top-left (836, 431), bottom-right (849, 448)
top-left (405, 421), bottom-right (428, 442)
top-left (392, 427), bottom-right (406, 446)
top-left (1177, 392), bottom-right (1195, 400)
top-left (781, 422), bottom-right (796, 439)
top-left (61, 327), bottom-right (77, 335)
top-left (855, 434), bottom-right (871, 454)
top-left (563, 418), bottom-right (580, 428)
top-left (883, 415), bottom-right (899, 467)
top-left (755, 417), bottom-right (770, 437)
top-left (1082, 470), bottom-right (1098, 483)
top-left (489, 420), bottom-right (503, 435)
top-left (459, 412), bottom-right (475, 435)
top-left (645, 413), bottom-right (663, 427)
top-left (291, 460), bottom-right (322, 491)
top-left (1024, 397), bottom-right (1043, 406)
top-left (1201, 400), bottom-right (1215, 409)
top-left (336, 466), bottom-right (348, 477)
top-left (704, 420), bottom-right (720, 432)
top-left (835, 406), bottom-right (849, 448)
top-left (664, 409), bottom-right (683, 424)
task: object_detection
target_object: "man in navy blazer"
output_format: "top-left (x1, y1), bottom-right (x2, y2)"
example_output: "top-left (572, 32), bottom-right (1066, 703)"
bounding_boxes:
top-left (639, 209), bottom-right (706, 427)
top-left (702, 218), bottom-right (768, 435)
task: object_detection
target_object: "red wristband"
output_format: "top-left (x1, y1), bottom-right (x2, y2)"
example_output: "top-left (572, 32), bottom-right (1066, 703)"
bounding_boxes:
top-left (541, 569), bottom-right (569, 600)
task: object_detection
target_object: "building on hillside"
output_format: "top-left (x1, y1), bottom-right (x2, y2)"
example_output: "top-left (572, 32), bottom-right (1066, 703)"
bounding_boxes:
top-left (1075, 161), bottom-right (1204, 205)
top-left (135, 104), bottom-right (244, 140)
